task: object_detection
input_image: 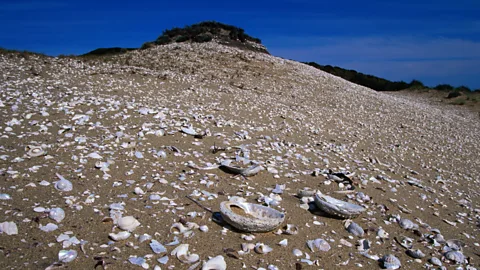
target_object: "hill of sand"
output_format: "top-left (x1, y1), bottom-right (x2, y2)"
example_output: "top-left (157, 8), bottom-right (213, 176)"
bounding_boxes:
top-left (0, 42), bottom-right (479, 269)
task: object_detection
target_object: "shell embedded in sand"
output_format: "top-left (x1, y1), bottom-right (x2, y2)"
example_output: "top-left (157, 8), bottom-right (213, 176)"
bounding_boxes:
top-left (254, 243), bottom-right (273, 254)
top-left (54, 173), bottom-right (73, 192)
top-left (219, 201), bottom-right (285, 232)
top-left (117, 216), bottom-right (140, 231)
top-left (26, 145), bottom-right (46, 157)
top-left (171, 244), bottom-right (199, 264)
top-left (314, 192), bottom-right (366, 219)
top-left (109, 231), bottom-right (131, 241)
top-left (202, 255), bottom-right (226, 270)
top-left (380, 254), bottom-right (401, 269)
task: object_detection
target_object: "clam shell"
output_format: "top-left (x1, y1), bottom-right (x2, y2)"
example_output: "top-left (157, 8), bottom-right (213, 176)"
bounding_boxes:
top-left (345, 220), bottom-right (364, 236)
top-left (429, 257), bottom-right (442, 266)
top-left (254, 243), bottom-right (273, 254)
top-left (283, 224), bottom-right (299, 235)
top-left (0, 221), bottom-right (18, 235)
top-left (58, 249), bottom-right (77, 263)
top-left (54, 174), bottom-right (73, 192)
top-left (314, 193), bottom-right (366, 219)
top-left (444, 250), bottom-right (465, 264)
top-left (49, 208), bottom-right (65, 223)
top-left (171, 244), bottom-right (199, 264)
top-left (380, 254), bottom-right (401, 269)
top-left (202, 255), bottom-right (226, 270)
top-left (307, 238), bottom-right (331, 252)
top-left (220, 201), bottom-right (285, 232)
top-left (398, 218), bottom-right (418, 230)
top-left (109, 231), bottom-right (131, 241)
top-left (26, 145), bottom-right (46, 157)
top-left (117, 216), bottom-right (140, 232)
top-left (406, 249), bottom-right (425, 259)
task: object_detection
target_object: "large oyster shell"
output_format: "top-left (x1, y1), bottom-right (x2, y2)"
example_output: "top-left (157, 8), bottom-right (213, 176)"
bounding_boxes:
top-left (220, 201), bottom-right (285, 232)
top-left (314, 192), bottom-right (366, 219)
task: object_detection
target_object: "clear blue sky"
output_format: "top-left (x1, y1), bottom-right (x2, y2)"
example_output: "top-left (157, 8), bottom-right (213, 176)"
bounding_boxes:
top-left (1, 0), bottom-right (479, 89)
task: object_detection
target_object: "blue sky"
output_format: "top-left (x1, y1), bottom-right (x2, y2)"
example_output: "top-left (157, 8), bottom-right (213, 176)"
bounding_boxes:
top-left (1, 0), bottom-right (479, 89)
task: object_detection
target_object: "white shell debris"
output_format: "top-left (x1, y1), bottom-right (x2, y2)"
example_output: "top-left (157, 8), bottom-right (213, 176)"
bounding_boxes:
top-left (0, 221), bottom-right (18, 235)
top-left (202, 255), bottom-right (226, 270)
top-left (171, 244), bottom-right (200, 264)
top-left (54, 173), bottom-right (73, 192)
top-left (150, 239), bottom-right (167, 254)
top-left (117, 216), bottom-right (140, 231)
top-left (254, 243), bottom-right (273, 254)
top-left (58, 249), bottom-right (78, 263)
top-left (307, 238), bottom-right (331, 252)
top-left (49, 208), bottom-right (65, 223)
top-left (220, 201), bottom-right (285, 232)
top-left (109, 231), bottom-right (131, 241)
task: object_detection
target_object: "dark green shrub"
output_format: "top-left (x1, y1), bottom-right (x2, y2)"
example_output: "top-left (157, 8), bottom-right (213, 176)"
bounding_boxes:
top-left (434, 84), bottom-right (454, 91)
top-left (446, 90), bottom-right (462, 99)
top-left (175, 35), bottom-right (190, 43)
top-left (193, 34), bottom-right (212, 43)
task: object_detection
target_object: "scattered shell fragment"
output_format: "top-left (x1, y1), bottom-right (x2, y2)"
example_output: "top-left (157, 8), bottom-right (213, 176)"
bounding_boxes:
top-left (307, 238), bottom-right (331, 252)
top-left (58, 249), bottom-right (78, 263)
top-left (0, 221), bottom-right (18, 235)
top-left (380, 254), bottom-right (401, 269)
top-left (406, 249), bottom-right (425, 259)
top-left (254, 243), bottom-right (273, 254)
top-left (345, 220), bottom-right (364, 236)
top-left (26, 145), bottom-right (46, 157)
top-left (171, 244), bottom-right (200, 264)
top-left (109, 231), bottom-right (131, 241)
top-left (314, 193), bottom-right (366, 219)
top-left (54, 173), bottom-right (73, 192)
top-left (202, 255), bottom-right (226, 270)
top-left (220, 201), bottom-right (285, 232)
top-left (117, 216), bottom-right (140, 231)
top-left (49, 208), bottom-right (65, 223)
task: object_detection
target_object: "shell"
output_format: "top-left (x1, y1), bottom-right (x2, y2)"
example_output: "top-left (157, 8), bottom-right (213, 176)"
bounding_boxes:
top-left (109, 231), bottom-right (131, 241)
top-left (171, 244), bottom-right (199, 264)
top-left (0, 193), bottom-right (11, 200)
top-left (345, 220), bottom-right (364, 236)
top-left (26, 145), bottom-right (46, 157)
top-left (444, 250), bottom-right (465, 264)
top-left (446, 239), bottom-right (464, 251)
top-left (314, 192), bottom-right (366, 219)
top-left (202, 255), bottom-right (226, 270)
top-left (58, 249), bottom-right (77, 263)
top-left (381, 254), bottom-right (401, 269)
top-left (292, 249), bottom-right (303, 257)
top-left (170, 222), bottom-right (188, 234)
top-left (307, 238), bottom-right (331, 252)
top-left (394, 235), bottom-right (413, 249)
top-left (398, 218), bottom-right (418, 230)
top-left (49, 208), bottom-right (65, 223)
top-left (0, 221), bottom-right (18, 235)
top-left (54, 174), bottom-right (73, 192)
top-left (219, 201), bottom-right (285, 232)
top-left (254, 243), bottom-right (273, 254)
top-left (278, 239), bottom-right (288, 246)
top-left (283, 224), bottom-right (299, 235)
top-left (406, 249), bottom-right (425, 259)
top-left (117, 216), bottom-right (140, 231)
top-left (429, 257), bottom-right (442, 266)
top-left (297, 189), bottom-right (318, 198)
top-left (150, 240), bottom-right (167, 254)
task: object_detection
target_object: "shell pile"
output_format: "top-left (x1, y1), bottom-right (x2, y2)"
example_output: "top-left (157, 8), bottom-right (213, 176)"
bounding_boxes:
top-left (0, 40), bottom-right (478, 269)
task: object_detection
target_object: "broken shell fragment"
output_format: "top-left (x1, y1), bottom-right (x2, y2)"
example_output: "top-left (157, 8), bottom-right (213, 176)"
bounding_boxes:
top-left (254, 243), bottom-right (273, 254)
top-left (380, 254), bottom-right (401, 269)
top-left (0, 221), bottom-right (18, 235)
top-left (307, 238), bottom-right (331, 252)
top-left (202, 255), bottom-right (226, 270)
top-left (49, 208), bottom-right (65, 223)
top-left (26, 145), bottom-right (46, 157)
top-left (109, 231), bottom-right (131, 241)
top-left (171, 244), bottom-right (200, 264)
top-left (398, 218), bottom-right (418, 230)
top-left (406, 249), bottom-right (425, 259)
top-left (344, 220), bottom-right (364, 236)
top-left (54, 173), bottom-right (73, 192)
top-left (117, 216), bottom-right (140, 232)
top-left (150, 240), bottom-right (167, 254)
top-left (58, 249), bottom-right (78, 263)
top-left (220, 201), bottom-right (285, 232)
top-left (314, 192), bottom-right (366, 219)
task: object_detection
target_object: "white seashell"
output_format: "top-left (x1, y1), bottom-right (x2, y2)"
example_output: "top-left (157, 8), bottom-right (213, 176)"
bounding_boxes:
top-left (87, 152), bottom-right (102, 159)
top-left (202, 255), bottom-right (226, 270)
top-left (134, 187), bottom-right (145, 195)
top-left (171, 244), bottom-right (199, 264)
top-left (181, 126), bottom-right (198, 136)
top-left (0, 221), bottom-right (18, 235)
top-left (40, 223), bottom-right (58, 232)
top-left (307, 238), bottom-right (331, 252)
top-left (398, 218), bottom-right (418, 230)
top-left (254, 243), bottom-right (273, 254)
top-left (109, 231), bottom-right (131, 241)
top-left (220, 201), bottom-right (285, 232)
top-left (278, 239), bottom-right (288, 246)
top-left (49, 208), bottom-right (65, 223)
top-left (54, 173), bottom-right (73, 192)
top-left (406, 249), bottom-right (425, 259)
top-left (117, 216), bottom-right (140, 231)
top-left (150, 240), bottom-right (167, 254)
top-left (429, 257), bottom-right (442, 266)
top-left (58, 249), bottom-right (77, 263)
top-left (199, 225), bottom-right (209, 232)
top-left (314, 192), bottom-right (366, 219)
top-left (138, 234), bottom-right (152, 243)
top-left (444, 250), bottom-right (465, 264)
top-left (0, 193), bottom-right (11, 200)
top-left (170, 222), bottom-right (188, 234)
top-left (381, 254), bottom-right (401, 269)
top-left (26, 145), bottom-right (46, 157)
top-left (283, 224), bottom-right (299, 235)
top-left (292, 249), bottom-right (303, 257)
top-left (157, 255), bottom-right (169, 264)
top-left (345, 220), bottom-right (364, 236)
